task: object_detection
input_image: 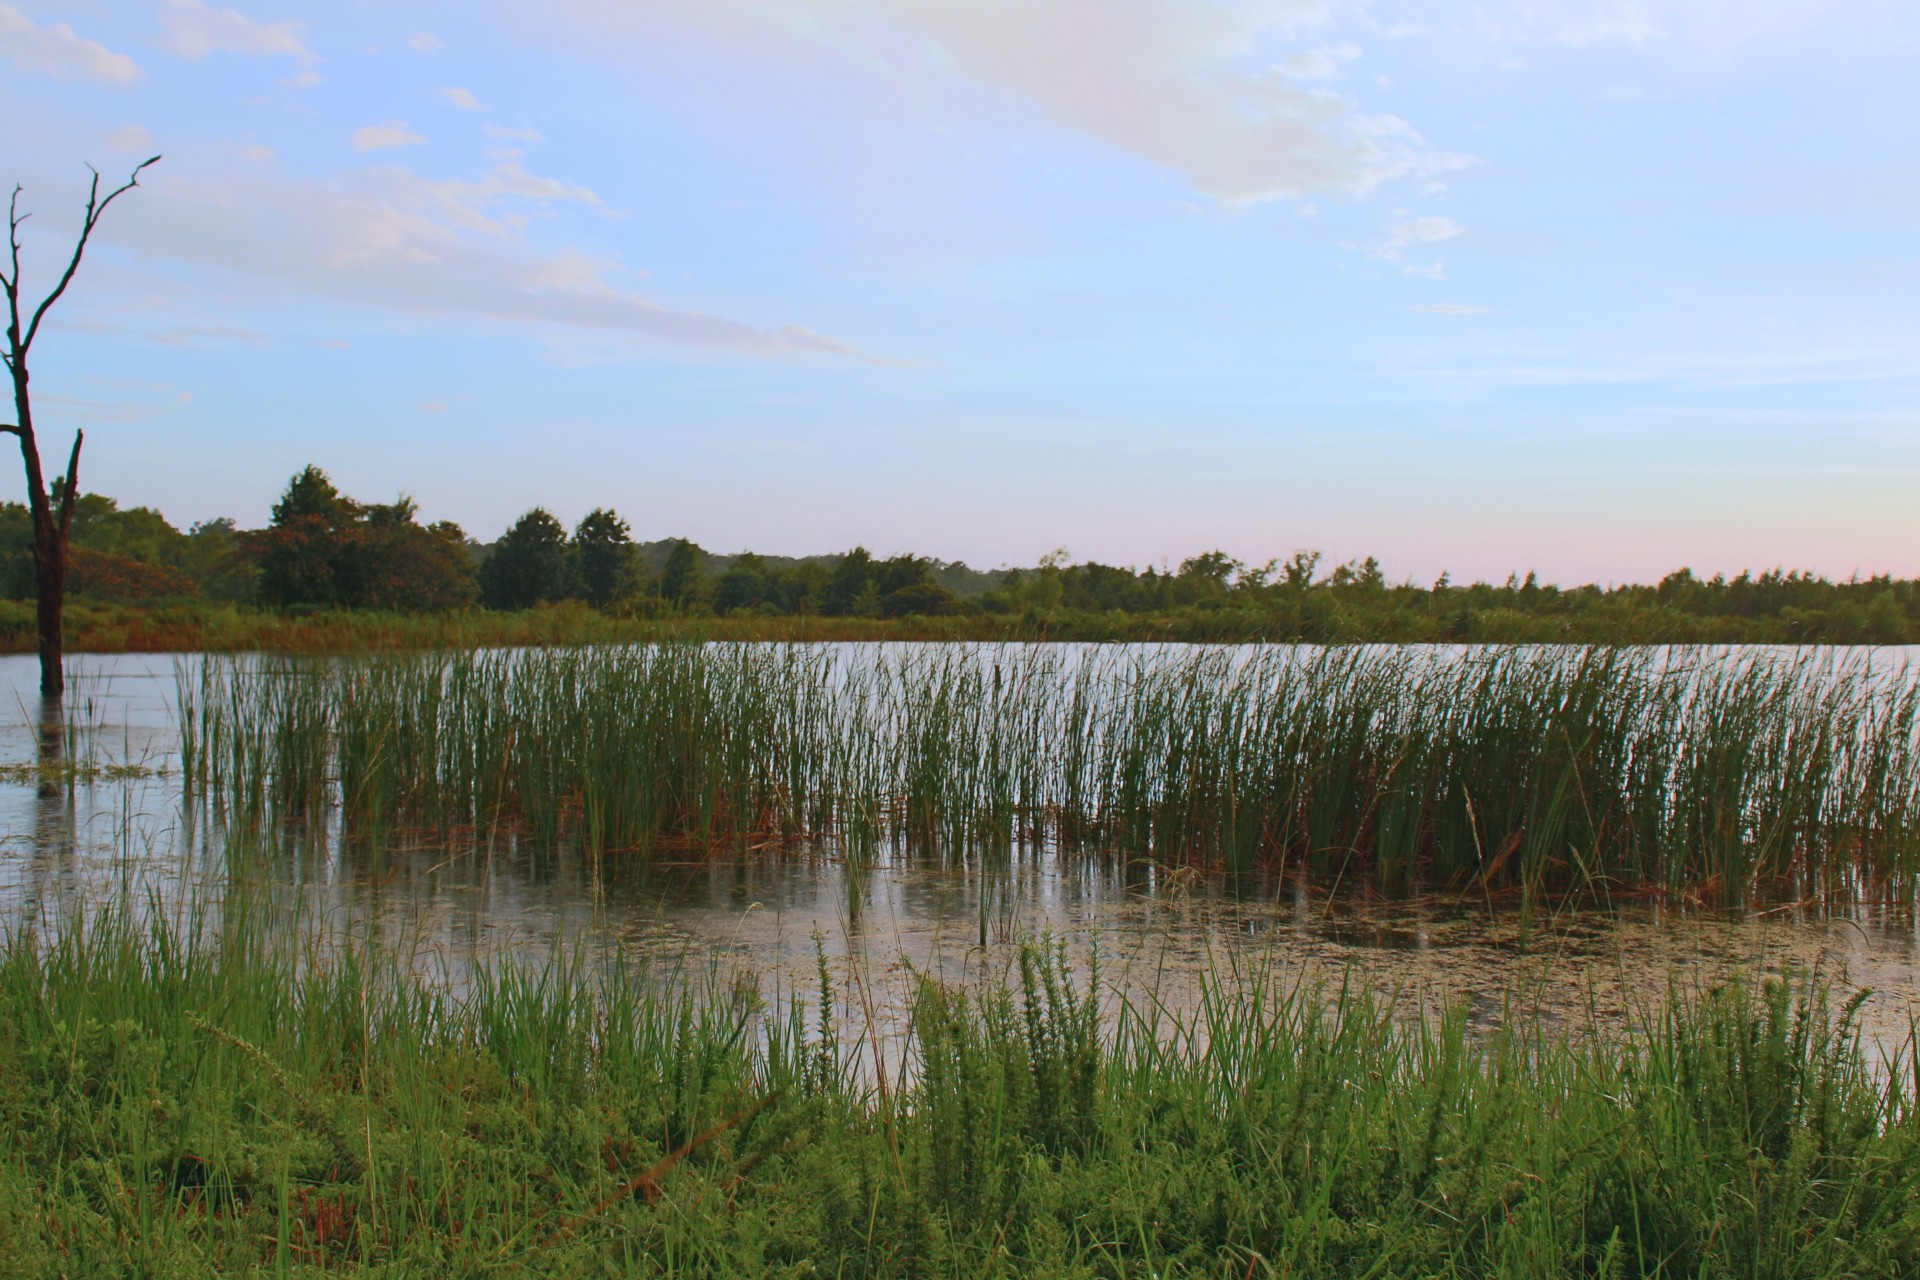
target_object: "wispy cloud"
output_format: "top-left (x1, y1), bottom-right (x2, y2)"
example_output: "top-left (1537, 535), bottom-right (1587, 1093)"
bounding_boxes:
top-left (541, 0), bottom-right (1474, 204)
top-left (161, 0), bottom-right (314, 63)
top-left (352, 121), bottom-right (426, 152)
top-left (1416, 303), bottom-right (1489, 314)
top-left (106, 124), bottom-right (154, 154)
top-left (1372, 210), bottom-right (1465, 258)
top-left (1403, 347), bottom-right (1920, 392)
top-left (364, 160), bottom-right (609, 230)
top-left (1483, 0), bottom-right (1841, 49)
top-left (859, 0), bottom-right (1468, 202)
top-left (112, 157), bottom-right (859, 358)
top-left (0, 3), bottom-right (141, 83)
top-left (37, 394), bottom-right (162, 423)
top-left (409, 32), bottom-right (440, 52)
top-left (1553, 0), bottom-right (1664, 45)
top-left (148, 323), bottom-right (270, 347)
top-left (1280, 43), bottom-right (1362, 80)
top-left (442, 87), bottom-right (487, 111)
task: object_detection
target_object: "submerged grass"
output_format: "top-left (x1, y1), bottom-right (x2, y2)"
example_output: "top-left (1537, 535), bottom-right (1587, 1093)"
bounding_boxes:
top-left (2, 902), bottom-right (1918, 1278)
top-left (179, 644), bottom-right (1920, 902)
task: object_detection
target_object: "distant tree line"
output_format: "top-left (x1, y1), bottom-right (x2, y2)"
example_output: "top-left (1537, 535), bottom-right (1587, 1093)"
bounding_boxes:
top-left (3, 464), bottom-right (1919, 644)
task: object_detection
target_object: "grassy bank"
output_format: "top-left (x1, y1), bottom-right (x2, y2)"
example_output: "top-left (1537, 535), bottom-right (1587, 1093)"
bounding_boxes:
top-left (183, 644), bottom-right (1920, 901)
top-left (3, 601), bottom-right (1170, 654)
top-left (2, 908), bottom-right (1916, 1278)
top-left (2, 601), bottom-right (689, 655)
top-left (7, 599), bottom-right (1919, 656)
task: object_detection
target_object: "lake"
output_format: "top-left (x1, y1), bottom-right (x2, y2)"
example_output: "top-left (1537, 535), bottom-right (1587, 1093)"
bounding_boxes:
top-left (5, 647), bottom-right (1919, 1059)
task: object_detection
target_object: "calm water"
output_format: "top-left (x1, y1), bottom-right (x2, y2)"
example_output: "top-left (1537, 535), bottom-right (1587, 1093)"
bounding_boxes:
top-left (5, 651), bottom-right (1919, 1055)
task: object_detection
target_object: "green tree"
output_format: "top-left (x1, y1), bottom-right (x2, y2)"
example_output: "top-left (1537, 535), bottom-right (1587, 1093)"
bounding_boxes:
top-left (183, 518), bottom-right (254, 603)
top-left (480, 508), bottom-right (575, 611)
top-left (659, 538), bottom-right (707, 609)
top-left (352, 500), bottom-right (477, 613)
top-left (873, 553), bottom-right (936, 597)
top-left (575, 508), bottom-right (640, 609)
top-left (1175, 550), bottom-right (1241, 605)
top-left (879, 580), bottom-right (960, 618)
top-left (273, 464), bottom-right (353, 526)
top-left (714, 552), bottom-right (771, 614)
top-left (1864, 590), bottom-right (1909, 644)
top-left (255, 466), bottom-right (360, 608)
top-left (251, 471), bottom-right (475, 612)
top-left (823, 547), bottom-right (875, 616)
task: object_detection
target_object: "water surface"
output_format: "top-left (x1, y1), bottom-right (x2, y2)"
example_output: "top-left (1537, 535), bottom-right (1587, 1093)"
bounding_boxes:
top-left (4, 651), bottom-right (1917, 1056)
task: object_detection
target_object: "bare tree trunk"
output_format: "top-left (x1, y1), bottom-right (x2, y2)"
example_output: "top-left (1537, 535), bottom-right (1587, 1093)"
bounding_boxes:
top-left (27, 430), bottom-right (81, 697)
top-left (8, 363), bottom-right (78, 696)
top-left (35, 570), bottom-right (62, 694)
top-left (33, 515), bottom-right (65, 697)
top-left (2, 159), bottom-right (156, 699)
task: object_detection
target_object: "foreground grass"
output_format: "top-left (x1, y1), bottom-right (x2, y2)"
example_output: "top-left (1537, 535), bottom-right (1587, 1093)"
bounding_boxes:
top-left (3, 911), bottom-right (1918, 1278)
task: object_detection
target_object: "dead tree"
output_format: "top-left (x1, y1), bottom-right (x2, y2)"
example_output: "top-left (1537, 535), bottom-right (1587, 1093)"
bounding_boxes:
top-left (1, 157), bottom-right (159, 696)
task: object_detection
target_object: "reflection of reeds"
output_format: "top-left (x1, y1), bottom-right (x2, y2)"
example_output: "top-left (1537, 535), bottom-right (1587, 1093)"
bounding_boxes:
top-left (4, 904), bottom-right (1918, 1276)
top-left (179, 644), bottom-right (1920, 901)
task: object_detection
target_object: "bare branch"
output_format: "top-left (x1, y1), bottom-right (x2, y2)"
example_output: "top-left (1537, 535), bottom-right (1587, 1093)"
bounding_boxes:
top-left (4, 185), bottom-right (23, 352)
top-left (4, 183), bottom-right (22, 282)
top-left (0, 424), bottom-right (19, 437)
top-left (56, 430), bottom-right (82, 539)
top-left (20, 157), bottom-right (161, 356)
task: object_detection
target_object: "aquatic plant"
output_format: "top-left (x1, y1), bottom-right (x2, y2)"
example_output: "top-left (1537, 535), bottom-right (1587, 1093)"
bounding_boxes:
top-left (178, 643), bottom-right (1920, 901)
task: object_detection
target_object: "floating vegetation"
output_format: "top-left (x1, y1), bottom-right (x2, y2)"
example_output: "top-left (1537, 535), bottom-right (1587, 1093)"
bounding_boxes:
top-left (177, 644), bottom-right (1920, 902)
top-left (0, 758), bottom-right (158, 788)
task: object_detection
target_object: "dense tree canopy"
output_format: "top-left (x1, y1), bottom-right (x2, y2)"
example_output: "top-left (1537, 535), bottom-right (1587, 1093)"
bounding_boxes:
top-left (574, 508), bottom-right (643, 608)
top-left (250, 467), bottom-right (476, 612)
top-left (7, 465), bottom-right (1920, 643)
top-left (659, 538), bottom-right (706, 609)
top-left (479, 508), bottom-right (573, 612)
top-left (0, 492), bottom-right (238, 606)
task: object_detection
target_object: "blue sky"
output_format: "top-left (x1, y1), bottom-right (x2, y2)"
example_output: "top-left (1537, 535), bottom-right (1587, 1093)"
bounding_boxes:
top-left (3, 0), bottom-right (1917, 582)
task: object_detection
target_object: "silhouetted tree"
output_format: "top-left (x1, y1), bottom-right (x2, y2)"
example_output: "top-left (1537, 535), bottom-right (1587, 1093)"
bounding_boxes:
top-left (874, 553), bottom-right (936, 596)
top-left (823, 547), bottom-right (875, 616)
top-left (2, 157), bottom-right (159, 694)
top-left (481, 508), bottom-right (574, 610)
top-left (659, 538), bottom-right (706, 608)
top-left (879, 580), bottom-right (959, 618)
top-left (575, 507), bottom-right (640, 608)
top-left (714, 552), bottom-right (770, 614)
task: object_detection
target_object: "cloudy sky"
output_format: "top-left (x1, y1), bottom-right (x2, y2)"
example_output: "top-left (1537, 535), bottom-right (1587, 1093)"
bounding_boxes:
top-left (3, 0), bottom-right (1916, 582)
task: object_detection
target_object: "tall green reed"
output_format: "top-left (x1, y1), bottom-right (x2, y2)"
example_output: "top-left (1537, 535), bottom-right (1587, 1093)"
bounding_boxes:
top-left (178, 643), bottom-right (1920, 902)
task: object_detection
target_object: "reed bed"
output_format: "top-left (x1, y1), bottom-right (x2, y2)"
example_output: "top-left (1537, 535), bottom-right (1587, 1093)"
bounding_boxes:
top-left (177, 643), bottom-right (1920, 901)
top-left (3, 902), bottom-right (1918, 1277)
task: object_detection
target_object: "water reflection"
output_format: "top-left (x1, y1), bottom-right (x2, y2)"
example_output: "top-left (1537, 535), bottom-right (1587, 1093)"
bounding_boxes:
top-left (6, 694), bottom-right (75, 933)
top-left (2, 653), bottom-right (1918, 1057)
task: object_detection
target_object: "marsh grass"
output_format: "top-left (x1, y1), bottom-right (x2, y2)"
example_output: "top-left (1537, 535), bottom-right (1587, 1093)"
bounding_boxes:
top-left (3, 898), bottom-right (1919, 1278)
top-left (177, 644), bottom-right (1920, 903)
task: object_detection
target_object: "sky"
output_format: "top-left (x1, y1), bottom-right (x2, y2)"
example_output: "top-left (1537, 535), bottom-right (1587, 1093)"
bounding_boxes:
top-left (2, 0), bottom-right (1917, 584)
